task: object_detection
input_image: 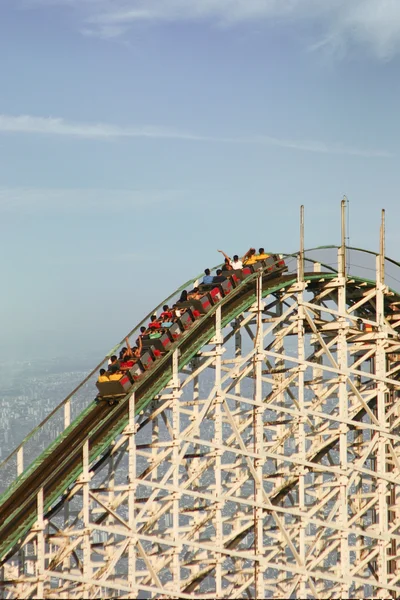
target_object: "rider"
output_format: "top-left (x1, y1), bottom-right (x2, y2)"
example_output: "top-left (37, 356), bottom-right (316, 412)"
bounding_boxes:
top-left (218, 249), bottom-right (244, 269)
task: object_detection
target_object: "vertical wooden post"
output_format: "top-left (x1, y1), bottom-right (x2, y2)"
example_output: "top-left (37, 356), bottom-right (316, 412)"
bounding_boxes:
top-left (128, 392), bottom-right (137, 598)
top-left (376, 209), bottom-right (389, 598)
top-left (254, 272), bottom-right (265, 599)
top-left (171, 349), bottom-right (181, 594)
top-left (36, 488), bottom-right (45, 599)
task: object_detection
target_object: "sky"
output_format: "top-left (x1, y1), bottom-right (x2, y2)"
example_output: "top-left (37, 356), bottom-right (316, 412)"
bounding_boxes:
top-left (1, 0), bottom-right (400, 361)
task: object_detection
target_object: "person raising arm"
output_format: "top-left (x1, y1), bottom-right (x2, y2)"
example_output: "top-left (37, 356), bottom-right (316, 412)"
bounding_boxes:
top-left (218, 249), bottom-right (243, 269)
top-left (218, 249), bottom-right (231, 263)
top-left (125, 335), bottom-right (142, 359)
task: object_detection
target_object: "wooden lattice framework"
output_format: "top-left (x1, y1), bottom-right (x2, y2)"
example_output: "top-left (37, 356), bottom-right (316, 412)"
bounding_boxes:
top-left (2, 205), bottom-right (400, 598)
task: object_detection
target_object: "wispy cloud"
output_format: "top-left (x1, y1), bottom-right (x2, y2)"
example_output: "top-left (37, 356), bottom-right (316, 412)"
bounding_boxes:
top-left (0, 114), bottom-right (204, 141)
top-left (0, 114), bottom-right (392, 158)
top-left (19, 0), bottom-right (400, 59)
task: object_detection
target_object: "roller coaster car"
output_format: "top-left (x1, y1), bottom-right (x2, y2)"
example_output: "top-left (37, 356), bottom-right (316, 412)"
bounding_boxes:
top-left (209, 286), bottom-right (223, 303)
top-left (95, 257), bottom-right (289, 405)
top-left (199, 280), bottom-right (232, 300)
top-left (264, 254), bottom-right (287, 274)
top-left (197, 285), bottom-right (223, 304)
top-left (129, 361), bottom-right (144, 382)
top-left (142, 331), bottom-right (172, 353)
top-left (177, 310), bottom-right (194, 331)
top-left (143, 345), bottom-right (162, 362)
top-left (96, 374), bottom-right (132, 405)
top-left (243, 255), bottom-right (287, 276)
top-left (242, 266), bottom-right (254, 276)
top-left (215, 279), bottom-right (233, 296)
top-left (139, 350), bottom-right (154, 371)
top-left (178, 296), bottom-right (211, 315)
top-left (221, 270), bottom-right (243, 287)
top-left (164, 321), bottom-right (182, 340)
top-left (220, 279), bottom-right (233, 295)
top-left (274, 254), bottom-right (287, 270)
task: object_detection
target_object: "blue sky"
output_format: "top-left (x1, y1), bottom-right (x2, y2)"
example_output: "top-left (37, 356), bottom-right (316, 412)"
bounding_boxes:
top-left (1, 0), bottom-right (400, 360)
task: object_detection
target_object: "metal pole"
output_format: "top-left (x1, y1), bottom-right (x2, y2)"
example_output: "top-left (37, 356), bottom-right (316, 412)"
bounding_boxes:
top-left (380, 209), bottom-right (385, 286)
top-left (340, 198), bottom-right (346, 278)
top-left (298, 205), bottom-right (304, 282)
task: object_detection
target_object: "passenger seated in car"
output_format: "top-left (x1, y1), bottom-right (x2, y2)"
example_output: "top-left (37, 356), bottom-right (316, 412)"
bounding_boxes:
top-left (202, 269), bottom-right (214, 284)
top-left (212, 269), bottom-right (227, 283)
top-left (160, 304), bottom-right (174, 320)
top-left (120, 343), bottom-right (130, 360)
top-left (178, 290), bottom-right (200, 314)
top-left (173, 304), bottom-right (183, 319)
top-left (257, 247), bottom-right (269, 260)
top-left (161, 315), bottom-right (175, 327)
top-left (147, 315), bottom-right (161, 330)
top-left (162, 321), bottom-right (174, 328)
top-left (231, 254), bottom-right (243, 269)
top-left (108, 355), bottom-right (121, 374)
top-left (135, 325), bottom-right (147, 346)
top-left (218, 250), bottom-right (243, 269)
top-left (124, 336), bottom-right (142, 358)
top-left (188, 287), bottom-right (202, 300)
top-left (108, 372), bottom-right (125, 381)
top-left (135, 327), bottom-right (147, 346)
top-left (120, 356), bottom-right (135, 370)
top-left (98, 368), bottom-right (109, 382)
top-left (243, 248), bottom-right (257, 265)
top-left (224, 257), bottom-right (233, 270)
top-left (180, 289), bottom-right (203, 318)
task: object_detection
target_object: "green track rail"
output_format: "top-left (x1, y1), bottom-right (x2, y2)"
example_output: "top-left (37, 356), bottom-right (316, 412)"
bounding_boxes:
top-left (0, 268), bottom-right (317, 563)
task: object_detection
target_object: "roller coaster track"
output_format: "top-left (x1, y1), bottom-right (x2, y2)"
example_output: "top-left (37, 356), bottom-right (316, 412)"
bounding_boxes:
top-left (0, 264), bottom-right (302, 561)
top-left (2, 245), bottom-right (400, 598)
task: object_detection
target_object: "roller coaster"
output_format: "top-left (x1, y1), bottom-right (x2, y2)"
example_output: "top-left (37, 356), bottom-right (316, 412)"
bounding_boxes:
top-left (1, 205), bottom-right (400, 598)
